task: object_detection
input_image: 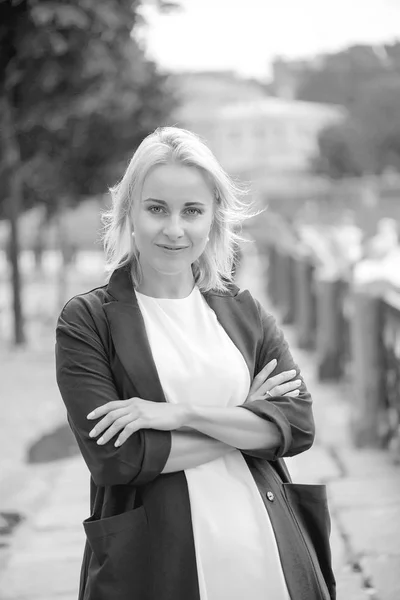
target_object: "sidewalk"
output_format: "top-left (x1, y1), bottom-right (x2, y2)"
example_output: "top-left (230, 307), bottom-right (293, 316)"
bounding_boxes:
top-left (1, 249), bottom-right (399, 599)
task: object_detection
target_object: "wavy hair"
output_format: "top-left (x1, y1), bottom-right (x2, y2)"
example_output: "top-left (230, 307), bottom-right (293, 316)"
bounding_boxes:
top-left (102, 126), bottom-right (258, 292)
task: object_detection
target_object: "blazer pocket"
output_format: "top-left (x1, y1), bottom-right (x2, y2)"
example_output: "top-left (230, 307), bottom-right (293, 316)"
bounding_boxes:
top-left (83, 506), bottom-right (150, 600)
top-left (283, 483), bottom-right (336, 600)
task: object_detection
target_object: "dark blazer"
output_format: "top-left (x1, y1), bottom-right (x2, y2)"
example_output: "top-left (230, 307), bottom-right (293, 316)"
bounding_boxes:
top-left (55, 265), bottom-right (334, 600)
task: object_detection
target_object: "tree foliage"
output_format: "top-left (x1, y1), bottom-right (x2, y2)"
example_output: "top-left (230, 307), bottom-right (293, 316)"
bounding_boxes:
top-left (356, 74), bottom-right (400, 173)
top-left (297, 44), bottom-right (391, 108)
top-left (0, 0), bottom-right (178, 217)
top-left (299, 42), bottom-right (400, 178)
top-left (312, 120), bottom-right (370, 179)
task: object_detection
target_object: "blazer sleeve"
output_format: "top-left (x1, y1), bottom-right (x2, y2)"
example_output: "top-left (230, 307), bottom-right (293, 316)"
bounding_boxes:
top-left (238, 299), bottom-right (315, 461)
top-left (55, 296), bottom-right (171, 487)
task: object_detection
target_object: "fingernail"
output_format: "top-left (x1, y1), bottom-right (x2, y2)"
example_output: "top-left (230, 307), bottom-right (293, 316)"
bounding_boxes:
top-left (97, 437), bottom-right (104, 445)
top-left (89, 429), bottom-right (96, 438)
top-left (114, 440), bottom-right (121, 447)
top-left (87, 412), bottom-right (95, 419)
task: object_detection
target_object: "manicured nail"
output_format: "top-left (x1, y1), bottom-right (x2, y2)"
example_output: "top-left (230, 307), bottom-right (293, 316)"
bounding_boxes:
top-left (87, 411), bottom-right (95, 419)
top-left (97, 437), bottom-right (104, 445)
top-left (89, 429), bottom-right (96, 438)
top-left (114, 440), bottom-right (121, 447)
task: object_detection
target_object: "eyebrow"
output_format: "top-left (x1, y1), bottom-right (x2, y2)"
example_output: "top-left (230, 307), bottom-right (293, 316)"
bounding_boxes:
top-left (143, 198), bottom-right (207, 207)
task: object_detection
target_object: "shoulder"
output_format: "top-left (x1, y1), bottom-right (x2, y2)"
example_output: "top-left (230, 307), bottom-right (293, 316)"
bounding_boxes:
top-left (58, 284), bottom-right (109, 326)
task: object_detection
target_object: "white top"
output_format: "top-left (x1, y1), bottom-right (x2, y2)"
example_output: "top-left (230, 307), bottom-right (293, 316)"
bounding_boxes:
top-left (136, 286), bottom-right (290, 600)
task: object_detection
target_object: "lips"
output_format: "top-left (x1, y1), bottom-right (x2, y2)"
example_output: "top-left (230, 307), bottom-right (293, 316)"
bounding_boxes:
top-left (157, 244), bottom-right (188, 251)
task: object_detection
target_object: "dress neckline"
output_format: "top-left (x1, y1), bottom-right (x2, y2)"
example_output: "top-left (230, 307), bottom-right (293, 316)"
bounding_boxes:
top-left (135, 285), bottom-right (198, 302)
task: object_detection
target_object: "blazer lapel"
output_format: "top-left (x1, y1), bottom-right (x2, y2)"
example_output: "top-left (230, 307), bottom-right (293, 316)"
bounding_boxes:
top-left (103, 266), bottom-right (166, 403)
top-left (204, 289), bottom-right (257, 380)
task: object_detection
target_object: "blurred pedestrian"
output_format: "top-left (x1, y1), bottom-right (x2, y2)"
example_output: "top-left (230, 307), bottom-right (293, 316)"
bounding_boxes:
top-left (55, 127), bottom-right (334, 600)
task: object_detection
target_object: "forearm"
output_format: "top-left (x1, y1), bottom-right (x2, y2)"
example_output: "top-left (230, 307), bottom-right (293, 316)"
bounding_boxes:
top-left (184, 405), bottom-right (282, 452)
top-left (161, 430), bottom-right (235, 474)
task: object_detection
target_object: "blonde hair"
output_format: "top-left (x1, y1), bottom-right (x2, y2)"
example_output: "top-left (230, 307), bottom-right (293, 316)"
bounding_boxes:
top-left (102, 126), bottom-right (257, 292)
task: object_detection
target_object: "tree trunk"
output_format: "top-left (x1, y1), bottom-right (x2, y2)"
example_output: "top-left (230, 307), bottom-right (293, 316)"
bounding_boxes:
top-left (56, 195), bottom-right (69, 312)
top-left (1, 94), bottom-right (25, 345)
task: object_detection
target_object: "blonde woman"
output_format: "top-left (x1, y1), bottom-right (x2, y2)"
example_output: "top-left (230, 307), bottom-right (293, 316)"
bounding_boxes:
top-left (56, 127), bottom-right (335, 600)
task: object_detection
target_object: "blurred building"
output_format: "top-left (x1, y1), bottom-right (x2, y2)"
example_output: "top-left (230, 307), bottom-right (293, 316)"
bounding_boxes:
top-left (173, 71), bottom-right (345, 197)
top-left (188, 98), bottom-right (343, 174)
top-left (172, 70), bottom-right (268, 112)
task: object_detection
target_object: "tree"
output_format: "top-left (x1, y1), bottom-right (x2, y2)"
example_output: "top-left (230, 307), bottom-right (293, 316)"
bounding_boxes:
top-left (312, 73), bottom-right (400, 178)
top-left (0, 0), bottom-right (178, 345)
top-left (355, 74), bottom-right (400, 174)
top-left (312, 120), bottom-right (370, 179)
top-left (301, 42), bottom-right (400, 179)
top-left (297, 44), bottom-right (389, 108)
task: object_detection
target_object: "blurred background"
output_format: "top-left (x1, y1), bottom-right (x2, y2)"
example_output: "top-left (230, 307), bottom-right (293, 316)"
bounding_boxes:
top-left (0, 1), bottom-right (400, 598)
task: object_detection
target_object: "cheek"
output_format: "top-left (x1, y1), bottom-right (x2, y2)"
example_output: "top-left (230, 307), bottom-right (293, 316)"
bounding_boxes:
top-left (192, 215), bottom-right (213, 239)
top-left (189, 226), bottom-right (209, 246)
top-left (134, 214), bottom-right (158, 239)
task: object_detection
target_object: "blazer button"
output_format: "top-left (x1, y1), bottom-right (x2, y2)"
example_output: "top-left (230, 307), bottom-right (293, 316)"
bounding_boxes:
top-left (266, 491), bottom-right (274, 502)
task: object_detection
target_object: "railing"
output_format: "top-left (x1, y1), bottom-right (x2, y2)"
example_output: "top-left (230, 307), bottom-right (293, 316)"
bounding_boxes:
top-left (380, 293), bottom-right (400, 453)
top-left (264, 239), bottom-right (400, 458)
top-left (268, 243), bottom-right (352, 379)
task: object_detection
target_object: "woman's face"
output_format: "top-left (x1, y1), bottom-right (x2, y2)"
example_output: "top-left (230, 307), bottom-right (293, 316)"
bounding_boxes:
top-left (131, 162), bottom-right (215, 282)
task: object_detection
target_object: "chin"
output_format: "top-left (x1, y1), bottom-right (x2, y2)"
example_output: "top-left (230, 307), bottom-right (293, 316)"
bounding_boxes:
top-left (152, 260), bottom-right (190, 276)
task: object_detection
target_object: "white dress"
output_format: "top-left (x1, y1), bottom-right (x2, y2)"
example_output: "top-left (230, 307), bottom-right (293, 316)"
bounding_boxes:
top-left (135, 286), bottom-right (291, 600)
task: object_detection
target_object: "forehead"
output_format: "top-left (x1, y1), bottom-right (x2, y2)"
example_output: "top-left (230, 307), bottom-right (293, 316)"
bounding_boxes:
top-left (141, 163), bottom-right (214, 204)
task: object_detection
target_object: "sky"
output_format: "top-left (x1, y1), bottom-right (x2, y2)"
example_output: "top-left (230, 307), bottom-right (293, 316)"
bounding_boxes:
top-left (139, 0), bottom-right (400, 79)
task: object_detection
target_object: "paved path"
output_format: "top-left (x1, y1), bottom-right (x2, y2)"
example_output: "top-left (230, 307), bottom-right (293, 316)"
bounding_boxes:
top-left (0, 249), bottom-right (399, 599)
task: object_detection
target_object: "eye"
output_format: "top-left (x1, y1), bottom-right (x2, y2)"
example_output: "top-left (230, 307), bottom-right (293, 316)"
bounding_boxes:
top-left (185, 208), bottom-right (203, 216)
top-left (148, 205), bottom-right (165, 214)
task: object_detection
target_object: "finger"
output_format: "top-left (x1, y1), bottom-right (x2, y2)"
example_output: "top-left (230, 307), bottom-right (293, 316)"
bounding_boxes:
top-left (251, 359), bottom-right (277, 391)
top-left (256, 369), bottom-right (297, 396)
top-left (115, 420), bottom-right (142, 447)
top-left (97, 415), bottom-right (134, 445)
top-left (283, 389), bottom-right (300, 397)
top-left (89, 408), bottom-right (130, 438)
top-left (272, 379), bottom-right (302, 396)
top-left (265, 369), bottom-right (297, 390)
top-left (87, 401), bottom-right (128, 420)
top-left (259, 358), bottom-right (278, 377)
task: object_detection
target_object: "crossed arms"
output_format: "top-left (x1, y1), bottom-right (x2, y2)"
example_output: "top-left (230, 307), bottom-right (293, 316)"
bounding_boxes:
top-left (56, 297), bottom-right (314, 487)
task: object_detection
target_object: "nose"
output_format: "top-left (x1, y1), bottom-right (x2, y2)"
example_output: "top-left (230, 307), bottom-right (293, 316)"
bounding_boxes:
top-left (162, 215), bottom-right (185, 240)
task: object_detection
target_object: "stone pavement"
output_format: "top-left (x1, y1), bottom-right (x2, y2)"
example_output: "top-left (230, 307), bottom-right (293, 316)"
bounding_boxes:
top-left (0, 249), bottom-right (399, 599)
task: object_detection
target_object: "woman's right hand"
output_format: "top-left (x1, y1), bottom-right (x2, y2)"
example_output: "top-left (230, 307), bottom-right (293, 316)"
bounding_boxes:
top-left (245, 359), bottom-right (301, 403)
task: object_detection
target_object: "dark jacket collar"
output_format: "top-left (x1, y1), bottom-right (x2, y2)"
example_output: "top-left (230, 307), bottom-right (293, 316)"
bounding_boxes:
top-left (106, 264), bottom-right (240, 304)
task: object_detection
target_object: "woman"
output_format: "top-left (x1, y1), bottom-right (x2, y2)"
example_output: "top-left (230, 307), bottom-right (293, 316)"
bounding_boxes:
top-left (56, 127), bottom-right (334, 600)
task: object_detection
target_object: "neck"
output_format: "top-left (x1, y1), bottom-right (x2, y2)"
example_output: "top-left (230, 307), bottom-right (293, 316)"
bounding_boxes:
top-left (134, 264), bottom-right (195, 299)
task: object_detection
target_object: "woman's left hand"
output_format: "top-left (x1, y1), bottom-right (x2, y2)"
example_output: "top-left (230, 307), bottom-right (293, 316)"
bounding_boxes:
top-left (87, 398), bottom-right (189, 447)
